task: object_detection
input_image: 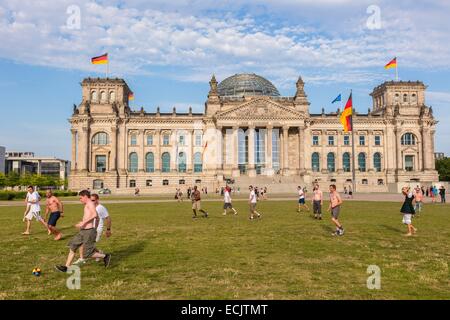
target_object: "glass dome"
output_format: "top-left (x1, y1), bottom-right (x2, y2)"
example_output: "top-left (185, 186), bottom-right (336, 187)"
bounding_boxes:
top-left (217, 73), bottom-right (280, 97)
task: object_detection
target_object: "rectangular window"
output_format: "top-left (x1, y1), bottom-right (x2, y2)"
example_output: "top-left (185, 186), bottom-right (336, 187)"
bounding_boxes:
top-left (129, 180), bottom-right (136, 188)
top-left (162, 179), bottom-right (169, 186)
top-left (405, 155), bottom-right (414, 171)
top-left (179, 135), bottom-right (185, 146)
top-left (95, 155), bottom-right (107, 173)
top-left (146, 180), bottom-right (152, 187)
top-left (312, 136), bottom-right (319, 146)
top-left (195, 134), bottom-right (202, 146)
top-left (362, 179), bottom-right (368, 185)
top-left (179, 179), bottom-right (185, 185)
top-left (131, 135), bottom-right (137, 146)
top-left (375, 135), bottom-right (381, 146)
top-left (163, 135), bottom-right (170, 145)
top-left (147, 135), bottom-right (153, 145)
top-left (359, 136), bottom-right (365, 146)
top-left (195, 179), bottom-right (202, 184)
top-left (344, 136), bottom-right (350, 146)
top-left (328, 136), bottom-right (335, 146)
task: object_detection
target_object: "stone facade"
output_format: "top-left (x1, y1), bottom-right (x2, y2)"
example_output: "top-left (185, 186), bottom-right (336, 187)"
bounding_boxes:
top-left (69, 74), bottom-right (439, 193)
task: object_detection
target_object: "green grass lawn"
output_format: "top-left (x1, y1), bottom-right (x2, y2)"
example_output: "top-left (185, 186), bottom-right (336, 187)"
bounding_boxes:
top-left (0, 200), bottom-right (449, 300)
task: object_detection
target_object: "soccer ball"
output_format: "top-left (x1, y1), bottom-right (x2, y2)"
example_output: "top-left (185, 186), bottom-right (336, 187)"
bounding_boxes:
top-left (32, 268), bottom-right (41, 277)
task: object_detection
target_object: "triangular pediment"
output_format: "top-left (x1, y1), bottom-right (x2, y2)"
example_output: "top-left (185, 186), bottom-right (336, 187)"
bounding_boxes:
top-left (215, 98), bottom-right (304, 121)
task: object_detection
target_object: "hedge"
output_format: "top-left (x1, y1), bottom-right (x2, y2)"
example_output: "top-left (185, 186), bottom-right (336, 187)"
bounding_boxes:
top-left (0, 191), bottom-right (78, 201)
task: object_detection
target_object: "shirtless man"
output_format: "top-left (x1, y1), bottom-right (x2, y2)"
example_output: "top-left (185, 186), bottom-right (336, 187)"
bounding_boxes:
top-left (45, 190), bottom-right (64, 240)
top-left (55, 190), bottom-right (111, 272)
top-left (328, 185), bottom-right (344, 236)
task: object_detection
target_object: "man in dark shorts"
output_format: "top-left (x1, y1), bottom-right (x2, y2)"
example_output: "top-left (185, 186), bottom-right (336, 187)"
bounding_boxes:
top-left (328, 185), bottom-right (344, 236)
top-left (45, 190), bottom-right (64, 240)
top-left (191, 186), bottom-right (208, 218)
top-left (55, 190), bottom-right (111, 272)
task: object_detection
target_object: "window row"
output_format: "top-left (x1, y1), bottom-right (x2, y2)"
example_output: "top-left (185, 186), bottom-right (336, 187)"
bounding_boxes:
top-left (91, 132), bottom-right (204, 147)
top-left (311, 152), bottom-right (382, 173)
top-left (312, 135), bottom-right (382, 146)
top-left (90, 90), bottom-right (116, 103)
top-left (127, 152), bottom-right (203, 173)
top-left (93, 179), bottom-right (203, 189)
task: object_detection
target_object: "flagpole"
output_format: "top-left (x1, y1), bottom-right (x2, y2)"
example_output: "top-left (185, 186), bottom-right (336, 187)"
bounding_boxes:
top-left (350, 90), bottom-right (356, 194)
top-left (106, 61), bottom-right (109, 79)
top-left (395, 61), bottom-right (398, 81)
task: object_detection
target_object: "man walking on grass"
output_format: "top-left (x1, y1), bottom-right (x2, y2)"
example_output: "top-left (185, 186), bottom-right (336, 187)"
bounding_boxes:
top-left (297, 186), bottom-right (309, 213)
top-left (22, 186), bottom-right (49, 235)
top-left (328, 185), bottom-right (344, 236)
top-left (55, 190), bottom-right (111, 272)
top-left (249, 185), bottom-right (261, 220)
top-left (45, 190), bottom-right (64, 240)
top-left (191, 186), bottom-right (208, 218)
top-left (223, 186), bottom-right (238, 216)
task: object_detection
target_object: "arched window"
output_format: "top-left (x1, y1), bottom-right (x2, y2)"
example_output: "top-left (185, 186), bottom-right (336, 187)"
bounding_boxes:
top-left (128, 153), bottom-right (138, 172)
top-left (145, 152), bottom-right (154, 172)
top-left (194, 152), bottom-right (202, 173)
top-left (91, 91), bottom-right (98, 102)
top-left (373, 152), bottom-right (382, 172)
top-left (312, 152), bottom-right (320, 172)
top-left (411, 93), bottom-right (417, 104)
top-left (327, 152), bottom-right (335, 172)
top-left (343, 152), bottom-right (351, 172)
top-left (358, 153), bottom-right (366, 172)
top-left (394, 93), bottom-right (400, 103)
top-left (161, 152), bottom-right (170, 173)
top-left (403, 94), bottom-right (408, 103)
top-left (401, 133), bottom-right (416, 145)
top-left (178, 152), bottom-right (186, 172)
top-left (92, 132), bottom-right (109, 145)
top-left (100, 91), bottom-right (107, 102)
top-left (109, 91), bottom-right (115, 102)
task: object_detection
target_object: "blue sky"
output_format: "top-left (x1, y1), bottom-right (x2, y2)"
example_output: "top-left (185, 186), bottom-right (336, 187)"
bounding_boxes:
top-left (0, 0), bottom-right (449, 160)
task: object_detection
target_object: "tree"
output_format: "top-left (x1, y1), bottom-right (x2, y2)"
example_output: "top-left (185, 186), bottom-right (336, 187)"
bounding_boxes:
top-left (0, 173), bottom-right (6, 189)
top-left (436, 158), bottom-right (450, 181)
top-left (6, 172), bottom-right (21, 188)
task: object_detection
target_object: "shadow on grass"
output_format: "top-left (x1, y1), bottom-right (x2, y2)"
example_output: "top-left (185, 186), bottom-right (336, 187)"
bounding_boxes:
top-left (380, 224), bottom-right (403, 234)
top-left (320, 224), bottom-right (335, 234)
top-left (109, 241), bottom-right (147, 268)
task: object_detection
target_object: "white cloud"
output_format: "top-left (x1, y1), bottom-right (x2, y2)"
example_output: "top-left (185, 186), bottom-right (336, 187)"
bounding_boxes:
top-left (0, 0), bottom-right (449, 88)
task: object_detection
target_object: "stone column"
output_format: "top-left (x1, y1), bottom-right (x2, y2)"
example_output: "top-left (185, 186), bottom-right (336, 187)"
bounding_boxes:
top-left (139, 129), bottom-right (145, 172)
top-left (155, 130), bottom-right (161, 173)
top-left (232, 126), bottom-right (240, 177)
top-left (430, 130), bottom-right (436, 170)
top-left (110, 127), bottom-right (117, 171)
top-left (422, 127), bottom-right (434, 171)
top-left (283, 126), bottom-right (289, 175)
top-left (248, 125), bottom-right (256, 177)
top-left (79, 126), bottom-right (89, 171)
top-left (189, 130), bottom-right (195, 172)
top-left (395, 128), bottom-right (403, 172)
top-left (266, 126), bottom-right (273, 176)
top-left (216, 126), bottom-right (223, 171)
top-left (71, 129), bottom-right (77, 171)
top-left (298, 126), bottom-right (305, 174)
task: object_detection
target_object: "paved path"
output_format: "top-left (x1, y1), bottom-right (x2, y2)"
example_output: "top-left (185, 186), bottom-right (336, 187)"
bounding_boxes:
top-left (0, 193), bottom-right (447, 207)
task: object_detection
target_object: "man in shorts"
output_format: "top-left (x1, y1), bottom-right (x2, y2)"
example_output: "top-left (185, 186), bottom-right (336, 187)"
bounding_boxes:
top-left (55, 190), bottom-right (111, 272)
top-left (191, 186), bottom-right (208, 218)
top-left (312, 184), bottom-right (323, 220)
top-left (44, 190), bottom-right (64, 240)
top-left (328, 185), bottom-right (344, 236)
top-left (248, 185), bottom-right (261, 220)
top-left (74, 193), bottom-right (112, 265)
top-left (223, 186), bottom-right (237, 215)
top-left (22, 186), bottom-right (49, 235)
top-left (297, 186), bottom-right (309, 213)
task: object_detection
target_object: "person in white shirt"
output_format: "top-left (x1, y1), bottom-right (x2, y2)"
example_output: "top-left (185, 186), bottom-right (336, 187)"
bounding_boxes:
top-left (22, 186), bottom-right (49, 235)
top-left (223, 186), bottom-right (238, 216)
top-left (297, 186), bottom-right (310, 213)
top-left (248, 185), bottom-right (261, 220)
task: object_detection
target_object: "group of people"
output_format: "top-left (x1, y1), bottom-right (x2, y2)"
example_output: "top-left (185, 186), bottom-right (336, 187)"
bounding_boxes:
top-left (297, 184), bottom-right (344, 236)
top-left (424, 185), bottom-right (446, 203)
top-left (21, 186), bottom-right (113, 272)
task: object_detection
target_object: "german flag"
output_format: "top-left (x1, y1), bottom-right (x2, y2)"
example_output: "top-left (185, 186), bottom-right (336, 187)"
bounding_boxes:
top-left (340, 93), bottom-right (353, 132)
top-left (91, 53), bottom-right (108, 65)
top-left (128, 92), bottom-right (134, 100)
top-left (384, 57), bottom-right (397, 69)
